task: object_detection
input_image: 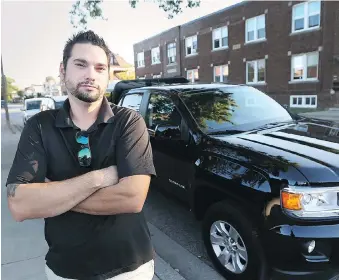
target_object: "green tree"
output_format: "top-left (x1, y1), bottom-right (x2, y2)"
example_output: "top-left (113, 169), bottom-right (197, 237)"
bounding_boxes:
top-left (69, 0), bottom-right (201, 29)
top-left (17, 90), bottom-right (24, 98)
top-left (6, 76), bottom-right (19, 101)
top-left (1, 56), bottom-right (10, 126)
top-left (45, 76), bottom-right (55, 83)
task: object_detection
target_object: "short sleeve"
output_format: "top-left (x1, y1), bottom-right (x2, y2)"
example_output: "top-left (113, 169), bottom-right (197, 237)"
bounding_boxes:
top-left (6, 116), bottom-right (47, 186)
top-left (116, 111), bottom-right (156, 179)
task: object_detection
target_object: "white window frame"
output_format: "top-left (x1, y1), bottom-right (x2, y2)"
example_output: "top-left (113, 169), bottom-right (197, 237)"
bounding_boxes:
top-left (153, 74), bottom-right (162, 79)
top-left (185, 35), bottom-right (198, 56)
top-left (212, 26), bottom-right (228, 50)
top-left (290, 52), bottom-right (319, 82)
top-left (290, 95), bottom-right (317, 108)
top-left (187, 69), bottom-right (199, 82)
top-left (167, 42), bottom-right (176, 65)
top-left (137, 52), bottom-right (145, 68)
top-left (213, 65), bottom-right (229, 83)
top-left (245, 14), bottom-right (266, 43)
top-left (151, 47), bottom-right (160, 65)
top-left (292, 1), bottom-right (321, 33)
top-left (246, 59), bottom-right (266, 84)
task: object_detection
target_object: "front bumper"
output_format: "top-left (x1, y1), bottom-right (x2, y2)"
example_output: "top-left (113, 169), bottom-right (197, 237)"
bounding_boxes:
top-left (261, 222), bottom-right (339, 280)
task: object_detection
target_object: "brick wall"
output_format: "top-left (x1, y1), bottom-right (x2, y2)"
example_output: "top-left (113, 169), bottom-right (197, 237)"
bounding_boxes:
top-left (133, 1), bottom-right (339, 108)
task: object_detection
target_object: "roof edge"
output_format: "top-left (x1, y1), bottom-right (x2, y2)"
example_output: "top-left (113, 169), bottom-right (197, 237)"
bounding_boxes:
top-left (133, 26), bottom-right (180, 47)
top-left (182, 1), bottom-right (248, 27)
top-left (133, 1), bottom-right (248, 47)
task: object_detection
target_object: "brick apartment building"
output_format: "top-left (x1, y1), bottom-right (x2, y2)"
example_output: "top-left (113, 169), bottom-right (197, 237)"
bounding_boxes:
top-left (133, 0), bottom-right (339, 109)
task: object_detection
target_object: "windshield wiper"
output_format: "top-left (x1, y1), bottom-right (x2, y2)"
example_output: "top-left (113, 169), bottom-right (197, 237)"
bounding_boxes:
top-left (208, 129), bottom-right (246, 135)
top-left (254, 121), bottom-right (295, 131)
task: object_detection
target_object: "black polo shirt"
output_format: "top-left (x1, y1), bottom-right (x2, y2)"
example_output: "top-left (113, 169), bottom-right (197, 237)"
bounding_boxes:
top-left (6, 97), bottom-right (156, 279)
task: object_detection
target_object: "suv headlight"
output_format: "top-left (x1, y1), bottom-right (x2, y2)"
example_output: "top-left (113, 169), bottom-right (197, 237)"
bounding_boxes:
top-left (281, 186), bottom-right (339, 218)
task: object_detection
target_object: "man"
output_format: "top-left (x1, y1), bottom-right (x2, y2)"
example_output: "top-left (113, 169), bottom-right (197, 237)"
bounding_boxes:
top-left (6, 30), bottom-right (156, 280)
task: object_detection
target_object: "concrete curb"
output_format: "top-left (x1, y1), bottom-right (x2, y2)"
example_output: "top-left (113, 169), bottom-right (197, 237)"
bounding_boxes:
top-left (154, 253), bottom-right (187, 280)
top-left (148, 223), bottom-right (224, 280)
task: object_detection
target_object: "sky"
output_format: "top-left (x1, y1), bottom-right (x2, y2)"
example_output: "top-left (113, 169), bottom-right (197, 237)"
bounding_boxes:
top-left (1, 0), bottom-right (242, 89)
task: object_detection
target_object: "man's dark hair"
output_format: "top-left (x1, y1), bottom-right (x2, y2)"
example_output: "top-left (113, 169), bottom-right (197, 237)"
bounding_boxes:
top-left (62, 30), bottom-right (111, 71)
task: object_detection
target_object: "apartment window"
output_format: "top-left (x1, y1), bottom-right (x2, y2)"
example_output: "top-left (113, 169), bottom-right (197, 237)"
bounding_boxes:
top-left (151, 47), bottom-right (160, 64)
top-left (187, 69), bottom-right (199, 82)
top-left (137, 52), bottom-right (144, 68)
top-left (292, 1), bottom-right (321, 33)
top-left (185, 35), bottom-right (198, 56)
top-left (290, 95), bottom-right (317, 108)
top-left (213, 26), bottom-right (228, 49)
top-left (246, 59), bottom-right (265, 84)
top-left (291, 52), bottom-right (319, 81)
top-left (167, 42), bottom-right (176, 64)
top-left (246, 14), bottom-right (266, 43)
top-left (214, 65), bottom-right (229, 83)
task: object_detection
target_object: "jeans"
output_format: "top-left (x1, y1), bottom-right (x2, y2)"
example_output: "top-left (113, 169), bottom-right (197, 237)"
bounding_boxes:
top-left (45, 260), bottom-right (155, 280)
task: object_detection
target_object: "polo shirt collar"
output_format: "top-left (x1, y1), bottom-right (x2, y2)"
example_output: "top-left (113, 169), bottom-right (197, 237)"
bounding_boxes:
top-left (55, 96), bottom-right (114, 129)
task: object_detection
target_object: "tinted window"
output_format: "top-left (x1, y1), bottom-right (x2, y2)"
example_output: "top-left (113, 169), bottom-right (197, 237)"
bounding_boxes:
top-left (146, 94), bottom-right (181, 130)
top-left (26, 100), bottom-right (41, 110)
top-left (55, 101), bottom-right (64, 109)
top-left (121, 93), bottom-right (143, 112)
top-left (179, 86), bottom-right (292, 133)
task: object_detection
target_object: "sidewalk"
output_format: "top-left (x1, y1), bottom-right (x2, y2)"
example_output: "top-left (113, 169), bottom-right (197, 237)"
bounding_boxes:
top-left (299, 109), bottom-right (339, 123)
top-left (1, 121), bottom-right (187, 280)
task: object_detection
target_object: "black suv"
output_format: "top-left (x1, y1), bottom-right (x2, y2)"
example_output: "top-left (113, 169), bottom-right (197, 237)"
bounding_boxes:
top-left (110, 78), bottom-right (339, 280)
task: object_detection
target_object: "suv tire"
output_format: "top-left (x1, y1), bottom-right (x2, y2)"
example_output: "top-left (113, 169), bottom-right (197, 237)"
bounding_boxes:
top-left (202, 201), bottom-right (266, 280)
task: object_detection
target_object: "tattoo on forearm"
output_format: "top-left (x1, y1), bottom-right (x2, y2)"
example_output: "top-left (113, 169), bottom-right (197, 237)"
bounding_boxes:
top-left (7, 184), bottom-right (19, 198)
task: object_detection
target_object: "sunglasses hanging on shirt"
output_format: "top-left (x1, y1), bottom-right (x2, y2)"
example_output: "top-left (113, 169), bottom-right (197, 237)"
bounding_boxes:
top-left (75, 131), bottom-right (92, 167)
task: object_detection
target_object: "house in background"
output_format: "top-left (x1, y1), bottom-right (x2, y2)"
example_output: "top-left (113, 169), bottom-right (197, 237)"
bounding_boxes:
top-left (109, 52), bottom-right (135, 80)
top-left (44, 76), bottom-right (61, 96)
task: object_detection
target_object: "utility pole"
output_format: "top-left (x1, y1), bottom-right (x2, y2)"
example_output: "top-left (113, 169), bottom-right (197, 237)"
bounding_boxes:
top-left (1, 55), bottom-right (11, 126)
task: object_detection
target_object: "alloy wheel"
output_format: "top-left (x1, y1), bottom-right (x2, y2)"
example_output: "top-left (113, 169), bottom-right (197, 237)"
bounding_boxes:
top-left (210, 220), bottom-right (248, 274)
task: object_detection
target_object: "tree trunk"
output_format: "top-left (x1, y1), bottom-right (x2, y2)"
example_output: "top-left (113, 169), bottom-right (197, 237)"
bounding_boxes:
top-left (1, 55), bottom-right (11, 126)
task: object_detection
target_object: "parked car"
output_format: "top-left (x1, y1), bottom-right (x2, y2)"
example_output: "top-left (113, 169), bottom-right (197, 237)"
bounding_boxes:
top-left (22, 96), bottom-right (67, 125)
top-left (110, 78), bottom-right (339, 280)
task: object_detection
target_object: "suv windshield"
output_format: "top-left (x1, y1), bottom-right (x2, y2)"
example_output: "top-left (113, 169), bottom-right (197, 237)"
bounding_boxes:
top-left (26, 100), bottom-right (42, 110)
top-left (179, 86), bottom-right (293, 134)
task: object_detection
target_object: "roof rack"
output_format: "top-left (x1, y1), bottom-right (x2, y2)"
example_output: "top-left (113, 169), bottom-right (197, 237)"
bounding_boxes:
top-left (109, 77), bottom-right (189, 104)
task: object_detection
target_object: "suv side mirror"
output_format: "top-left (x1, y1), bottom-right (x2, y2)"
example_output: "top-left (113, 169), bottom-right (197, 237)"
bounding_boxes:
top-left (283, 104), bottom-right (300, 120)
top-left (154, 124), bottom-right (181, 139)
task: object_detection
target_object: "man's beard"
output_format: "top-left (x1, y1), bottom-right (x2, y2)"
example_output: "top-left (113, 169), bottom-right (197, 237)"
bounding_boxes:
top-left (65, 79), bottom-right (105, 103)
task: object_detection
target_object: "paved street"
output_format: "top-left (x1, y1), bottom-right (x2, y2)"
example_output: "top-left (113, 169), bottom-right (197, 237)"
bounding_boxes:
top-left (1, 104), bottom-right (224, 280)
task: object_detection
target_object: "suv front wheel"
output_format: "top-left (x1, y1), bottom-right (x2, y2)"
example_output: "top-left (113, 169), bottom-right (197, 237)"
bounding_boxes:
top-left (202, 201), bottom-right (266, 280)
